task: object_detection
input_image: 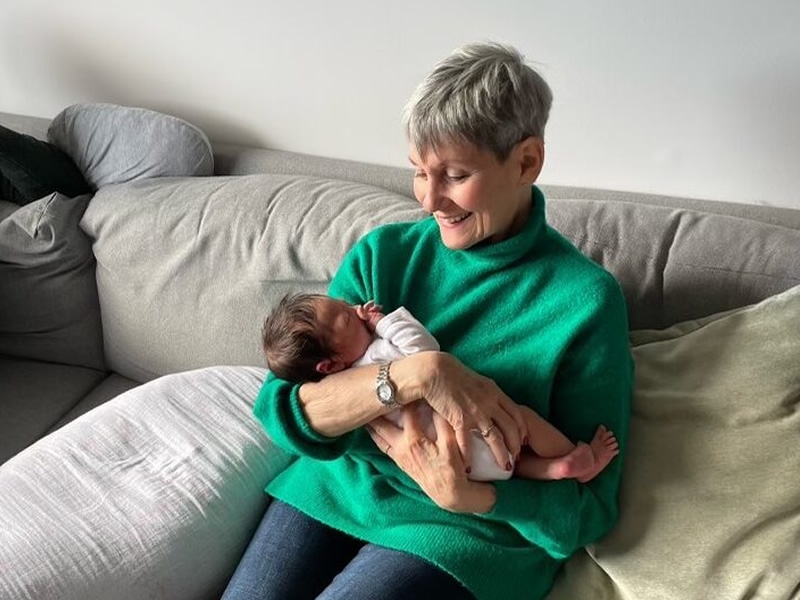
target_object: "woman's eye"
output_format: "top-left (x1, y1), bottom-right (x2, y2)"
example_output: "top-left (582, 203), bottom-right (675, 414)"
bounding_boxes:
top-left (446, 172), bottom-right (469, 182)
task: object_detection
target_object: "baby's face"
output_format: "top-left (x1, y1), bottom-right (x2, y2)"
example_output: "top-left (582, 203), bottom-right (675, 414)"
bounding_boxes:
top-left (315, 298), bottom-right (373, 367)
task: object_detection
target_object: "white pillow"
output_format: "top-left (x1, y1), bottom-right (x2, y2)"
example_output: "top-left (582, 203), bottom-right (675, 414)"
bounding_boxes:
top-left (547, 284), bottom-right (800, 600)
top-left (0, 366), bottom-right (293, 600)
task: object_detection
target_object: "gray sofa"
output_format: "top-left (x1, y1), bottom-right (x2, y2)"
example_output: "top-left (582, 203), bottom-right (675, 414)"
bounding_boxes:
top-left (1, 106), bottom-right (799, 600)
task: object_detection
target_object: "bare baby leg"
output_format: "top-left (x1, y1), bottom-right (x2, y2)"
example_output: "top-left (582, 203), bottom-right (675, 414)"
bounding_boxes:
top-left (514, 405), bottom-right (620, 482)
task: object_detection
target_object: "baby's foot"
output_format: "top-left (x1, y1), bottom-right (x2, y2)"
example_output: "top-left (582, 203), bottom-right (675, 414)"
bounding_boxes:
top-left (576, 425), bottom-right (620, 483)
top-left (544, 442), bottom-right (595, 480)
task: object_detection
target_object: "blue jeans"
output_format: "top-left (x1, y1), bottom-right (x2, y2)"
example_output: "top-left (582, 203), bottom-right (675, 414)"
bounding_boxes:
top-left (221, 499), bottom-right (476, 600)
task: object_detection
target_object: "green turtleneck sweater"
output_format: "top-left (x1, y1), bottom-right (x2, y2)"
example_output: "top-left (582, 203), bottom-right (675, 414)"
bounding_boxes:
top-left (254, 186), bottom-right (634, 600)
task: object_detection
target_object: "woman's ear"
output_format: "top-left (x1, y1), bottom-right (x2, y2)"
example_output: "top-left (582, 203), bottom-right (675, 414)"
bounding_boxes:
top-left (516, 136), bottom-right (545, 185)
top-left (316, 359), bottom-right (344, 375)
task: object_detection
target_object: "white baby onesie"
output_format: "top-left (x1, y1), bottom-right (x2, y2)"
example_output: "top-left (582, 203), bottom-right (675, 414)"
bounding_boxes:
top-left (354, 306), bottom-right (512, 481)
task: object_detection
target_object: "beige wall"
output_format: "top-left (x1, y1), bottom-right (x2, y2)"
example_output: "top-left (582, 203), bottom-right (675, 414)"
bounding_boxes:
top-left (2, 0), bottom-right (799, 207)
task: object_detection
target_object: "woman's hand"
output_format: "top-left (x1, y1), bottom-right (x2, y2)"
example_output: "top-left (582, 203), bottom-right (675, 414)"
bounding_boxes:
top-left (367, 408), bottom-right (496, 513)
top-left (401, 351), bottom-right (527, 473)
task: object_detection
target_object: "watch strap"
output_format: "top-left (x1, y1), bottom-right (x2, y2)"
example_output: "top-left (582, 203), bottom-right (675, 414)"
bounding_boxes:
top-left (376, 362), bottom-right (400, 409)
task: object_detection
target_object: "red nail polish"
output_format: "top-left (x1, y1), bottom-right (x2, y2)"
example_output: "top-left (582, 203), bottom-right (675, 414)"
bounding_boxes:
top-left (466, 467), bottom-right (472, 474)
top-left (506, 462), bottom-right (512, 471)
top-left (523, 437), bottom-right (529, 446)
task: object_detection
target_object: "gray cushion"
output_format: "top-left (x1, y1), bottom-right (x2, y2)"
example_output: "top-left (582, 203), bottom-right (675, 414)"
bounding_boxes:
top-left (47, 103), bottom-right (213, 189)
top-left (546, 200), bottom-right (800, 329)
top-left (0, 366), bottom-right (293, 600)
top-left (547, 283), bottom-right (800, 600)
top-left (0, 192), bottom-right (104, 370)
top-left (80, 175), bottom-right (424, 381)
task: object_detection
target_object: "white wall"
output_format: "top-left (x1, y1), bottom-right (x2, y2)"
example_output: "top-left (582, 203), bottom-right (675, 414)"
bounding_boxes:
top-left (2, 0), bottom-right (799, 208)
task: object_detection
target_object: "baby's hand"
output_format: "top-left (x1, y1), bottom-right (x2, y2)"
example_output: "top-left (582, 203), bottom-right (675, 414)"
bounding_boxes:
top-left (356, 300), bottom-right (385, 332)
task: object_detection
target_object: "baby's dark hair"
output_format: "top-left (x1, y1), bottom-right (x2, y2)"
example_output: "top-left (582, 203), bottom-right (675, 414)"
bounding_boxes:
top-left (261, 293), bottom-right (333, 383)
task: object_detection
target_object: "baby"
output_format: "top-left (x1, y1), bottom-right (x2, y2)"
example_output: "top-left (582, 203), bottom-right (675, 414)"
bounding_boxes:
top-left (262, 293), bottom-right (619, 482)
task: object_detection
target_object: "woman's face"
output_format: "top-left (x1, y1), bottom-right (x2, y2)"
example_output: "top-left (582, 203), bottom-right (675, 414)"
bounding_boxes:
top-left (409, 139), bottom-right (542, 250)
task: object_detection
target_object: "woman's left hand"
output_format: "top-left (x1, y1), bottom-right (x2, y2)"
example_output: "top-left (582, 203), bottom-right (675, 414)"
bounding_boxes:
top-left (367, 408), bottom-right (496, 514)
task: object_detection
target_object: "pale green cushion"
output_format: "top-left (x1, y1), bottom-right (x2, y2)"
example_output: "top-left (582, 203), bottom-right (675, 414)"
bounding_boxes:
top-left (547, 284), bottom-right (800, 600)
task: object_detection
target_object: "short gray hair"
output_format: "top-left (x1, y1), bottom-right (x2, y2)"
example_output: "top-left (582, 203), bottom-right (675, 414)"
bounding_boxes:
top-left (403, 42), bottom-right (553, 161)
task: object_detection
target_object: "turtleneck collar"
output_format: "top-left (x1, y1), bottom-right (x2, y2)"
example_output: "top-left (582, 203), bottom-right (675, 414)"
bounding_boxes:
top-left (441, 185), bottom-right (546, 266)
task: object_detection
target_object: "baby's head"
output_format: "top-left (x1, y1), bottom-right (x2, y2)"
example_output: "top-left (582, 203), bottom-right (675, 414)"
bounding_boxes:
top-left (261, 293), bottom-right (374, 383)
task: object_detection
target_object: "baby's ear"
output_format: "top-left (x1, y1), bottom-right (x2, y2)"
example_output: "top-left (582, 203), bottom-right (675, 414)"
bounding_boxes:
top-left (316, 359), bottom-right (343, 375)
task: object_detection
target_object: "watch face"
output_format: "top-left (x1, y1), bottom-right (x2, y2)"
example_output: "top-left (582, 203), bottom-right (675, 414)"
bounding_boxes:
top-left (378, 382), bottom-right (392, 401)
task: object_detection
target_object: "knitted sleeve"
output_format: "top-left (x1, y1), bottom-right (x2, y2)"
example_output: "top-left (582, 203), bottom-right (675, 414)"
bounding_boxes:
top-left (480, 276), bottom-right (634, 559)
top-left (251, 231), bottom-right (377, 459)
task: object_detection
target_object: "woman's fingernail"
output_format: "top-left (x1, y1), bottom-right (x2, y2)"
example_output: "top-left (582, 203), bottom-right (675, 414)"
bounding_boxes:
top-left (523, 437), bottom-right (529, 446)
top-left (506, 462), bottom-right (512, 471)
top-left (466, 467), bottom-right (472, 474)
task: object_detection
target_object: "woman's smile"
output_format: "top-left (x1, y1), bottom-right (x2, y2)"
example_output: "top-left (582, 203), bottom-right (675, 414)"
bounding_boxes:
top-left (437, 212), bottom-right (472, 226)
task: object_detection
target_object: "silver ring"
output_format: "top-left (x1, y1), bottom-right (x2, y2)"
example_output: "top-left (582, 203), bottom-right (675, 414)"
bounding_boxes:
top-left (480, 424), bottom-right (496, 438)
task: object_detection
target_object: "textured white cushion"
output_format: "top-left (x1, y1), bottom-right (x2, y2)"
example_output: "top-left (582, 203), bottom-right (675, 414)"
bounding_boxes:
top-left (0, 366), bottom-right (293, 600)
top-left (547, 284), bottom-right (800, 600)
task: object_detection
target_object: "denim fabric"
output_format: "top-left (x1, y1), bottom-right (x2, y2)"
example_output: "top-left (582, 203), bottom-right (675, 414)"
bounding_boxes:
top-left (222, 499), bottom-right (475, 600)
top-left (0, 125), bottom-right (91, 205)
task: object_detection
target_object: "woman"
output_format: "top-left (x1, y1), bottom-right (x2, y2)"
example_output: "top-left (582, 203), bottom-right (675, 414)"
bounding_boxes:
top-left (223, 42), bottom-right (634, 600)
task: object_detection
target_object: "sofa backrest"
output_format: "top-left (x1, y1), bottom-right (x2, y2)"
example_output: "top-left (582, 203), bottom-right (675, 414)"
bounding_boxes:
top-left (81, 167), bottom-right (800, 383)
top-left (7, 109), bottom-right (799, 382)
top-left (80, 174), bottom-right (424, 382)
top-left (213, 142), bottom-right (800, 229)
top-left (546, 199), bottom-right (800, 329)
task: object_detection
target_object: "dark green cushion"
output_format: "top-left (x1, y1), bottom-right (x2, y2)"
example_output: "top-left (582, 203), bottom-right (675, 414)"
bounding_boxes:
top-left (0, 125), bottom-right (91, 205)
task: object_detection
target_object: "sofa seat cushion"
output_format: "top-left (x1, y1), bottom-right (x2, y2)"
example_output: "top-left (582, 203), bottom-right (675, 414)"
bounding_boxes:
top-left (0, 358), bottom-right (106, 465)
top-left (0, 191), bottom-right (104, 369)
top-left (0, 366), bottom-right (293, 600)
top-left (80, 174), bottom-right (424, 381)
top-left (47, 372), bottom-right (141, 433)
top-left (547, 284), bottom-right (800, 600)
top-left (47, 103), bottom-right (214, 189)
top-left (0, 199), bottom-right (17, 220)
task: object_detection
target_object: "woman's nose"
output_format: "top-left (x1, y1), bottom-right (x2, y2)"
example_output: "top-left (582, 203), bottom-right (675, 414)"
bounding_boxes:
top-left (419, 178), bottom-right (445, 213)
